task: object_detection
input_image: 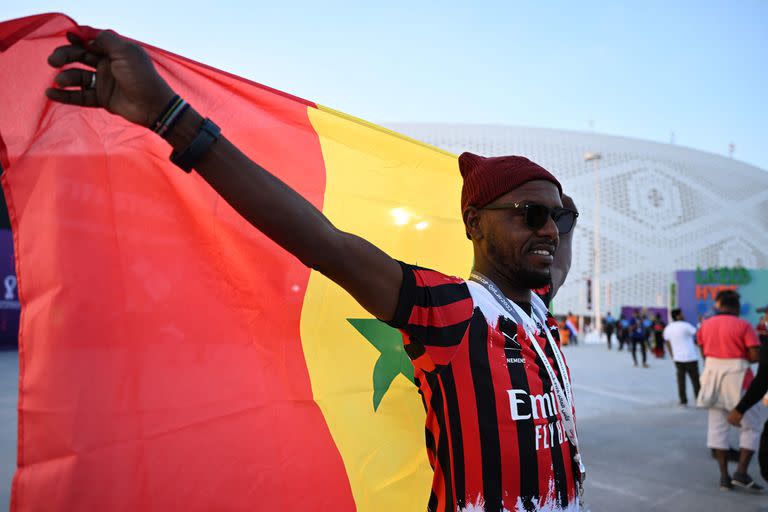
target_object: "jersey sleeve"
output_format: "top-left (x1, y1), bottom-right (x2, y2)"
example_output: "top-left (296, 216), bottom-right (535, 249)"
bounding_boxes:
top-left (386, 261), bottom-right (474, 371)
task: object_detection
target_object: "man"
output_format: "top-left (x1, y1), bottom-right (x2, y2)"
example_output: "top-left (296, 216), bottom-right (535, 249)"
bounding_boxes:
top-left (617, 314), bottom-right (630, 351)
top-left (629, 310), bottom-right (649, 368)
top-left (535, 193), bottom-right (578, 309)
top-left (546, 195), bottom-right (577, 292)
top-left (641, 312), bottom-right (653, 337)
top-left (651, 313), bottom-right (666, 358)
top-left (603, 312), bottom-right (616, 350)
top-left (565, 311), bottom-right (579, 345)
top-left (697, 290), bottom-right (762, 491)
top-left (45, 32), bottom-right (583, 511)
top-left (663, 309), bottom-right (700, 406)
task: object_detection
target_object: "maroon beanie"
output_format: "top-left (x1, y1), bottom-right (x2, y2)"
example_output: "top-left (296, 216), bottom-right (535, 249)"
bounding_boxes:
top-left (459, 152), bottom-right (562, 213)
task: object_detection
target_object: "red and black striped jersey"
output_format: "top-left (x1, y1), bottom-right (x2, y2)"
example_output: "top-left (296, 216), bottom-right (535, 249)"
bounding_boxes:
top-left (387, 262), bottom-right (579, 512)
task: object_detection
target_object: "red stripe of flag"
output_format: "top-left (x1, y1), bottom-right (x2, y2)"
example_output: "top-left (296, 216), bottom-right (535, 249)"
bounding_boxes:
top-left (0, 13), bottom-right (355, 511)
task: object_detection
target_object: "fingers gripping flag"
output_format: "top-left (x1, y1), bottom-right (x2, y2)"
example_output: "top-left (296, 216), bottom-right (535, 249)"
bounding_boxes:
top-left (0, 13), bottom-right (473, 511)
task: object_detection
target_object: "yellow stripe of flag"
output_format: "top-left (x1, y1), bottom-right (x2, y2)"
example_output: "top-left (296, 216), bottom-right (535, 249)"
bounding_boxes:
top-left (301, 105), bottom-right (473, 511)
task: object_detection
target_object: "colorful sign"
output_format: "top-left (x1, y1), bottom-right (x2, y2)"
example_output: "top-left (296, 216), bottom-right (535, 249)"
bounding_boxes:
top-left (676, 267), bottom-right (768, 326)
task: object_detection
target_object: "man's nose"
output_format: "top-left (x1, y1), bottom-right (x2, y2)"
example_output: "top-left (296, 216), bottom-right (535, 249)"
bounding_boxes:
top-left (535, 214), bottom-right (559, 242)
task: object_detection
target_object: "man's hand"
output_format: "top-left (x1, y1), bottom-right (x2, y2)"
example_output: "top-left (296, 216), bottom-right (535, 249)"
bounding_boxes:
top-left (727, 409), bottom-right (743, 427)
top-left (46, 31), bottom-right (175, 128)
top-left (42, 29), bottom-right (403, 322)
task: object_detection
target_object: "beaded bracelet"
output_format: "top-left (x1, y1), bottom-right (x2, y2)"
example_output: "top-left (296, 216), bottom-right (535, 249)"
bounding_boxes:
top-left (158, 102), bottom-right (190, 138)
top-left (151, 95), bottom-right (188, 137)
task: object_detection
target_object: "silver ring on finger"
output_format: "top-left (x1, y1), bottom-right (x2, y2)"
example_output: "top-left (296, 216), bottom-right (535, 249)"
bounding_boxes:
top-left (87, 73), bottom-right (97, 90)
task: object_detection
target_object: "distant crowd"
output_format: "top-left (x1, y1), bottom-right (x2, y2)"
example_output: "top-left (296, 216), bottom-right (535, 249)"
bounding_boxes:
top-left (559, 292), bottom-right (768, 493)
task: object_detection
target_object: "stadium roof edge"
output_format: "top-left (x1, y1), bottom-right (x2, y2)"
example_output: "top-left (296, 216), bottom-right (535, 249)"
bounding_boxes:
top-left (383, 122), bottom-right (768, 174)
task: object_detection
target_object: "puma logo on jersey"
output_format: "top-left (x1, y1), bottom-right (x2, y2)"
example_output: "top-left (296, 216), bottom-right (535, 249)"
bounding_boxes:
top-left (503, 332), bottom-right (523, 363)
top-left (502, 331), bottom-right (521, 348)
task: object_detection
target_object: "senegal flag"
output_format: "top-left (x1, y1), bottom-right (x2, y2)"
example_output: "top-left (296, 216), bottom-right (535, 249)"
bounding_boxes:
top-left (0, 13), bottom-right (473, 511)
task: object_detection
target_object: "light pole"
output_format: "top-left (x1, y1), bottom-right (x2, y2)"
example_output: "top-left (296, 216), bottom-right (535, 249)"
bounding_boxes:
top-left (584, 152), bottom-right (602, 338)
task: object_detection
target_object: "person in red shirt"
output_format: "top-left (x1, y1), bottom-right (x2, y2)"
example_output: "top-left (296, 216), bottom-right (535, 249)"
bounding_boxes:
top-left (44, 31), bottom-right (584, 511)
top-left (697, 290), bottom-right (762, 491)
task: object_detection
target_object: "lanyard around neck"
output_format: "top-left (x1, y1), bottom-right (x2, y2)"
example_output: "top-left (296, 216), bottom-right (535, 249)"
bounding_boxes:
top-left (468, 272), bottom-right (582, 460)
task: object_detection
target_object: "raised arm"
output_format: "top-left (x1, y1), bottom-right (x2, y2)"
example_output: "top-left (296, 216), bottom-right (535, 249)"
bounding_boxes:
top-left (45, 31), bottom-right (402, 321)
top-left (729, 343), bottom-right (768, 426)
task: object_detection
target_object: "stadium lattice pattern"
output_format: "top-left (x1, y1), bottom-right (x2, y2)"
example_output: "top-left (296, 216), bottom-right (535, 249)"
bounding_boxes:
top-left (387, 124), bottom-right (768, 315)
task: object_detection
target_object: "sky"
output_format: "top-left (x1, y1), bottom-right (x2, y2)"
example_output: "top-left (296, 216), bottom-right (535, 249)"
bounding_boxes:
top-left (2, 1), bottom-right (767, 170)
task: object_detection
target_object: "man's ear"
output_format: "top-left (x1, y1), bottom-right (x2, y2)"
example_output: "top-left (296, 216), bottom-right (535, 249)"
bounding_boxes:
top-left (462, 207), bottom-right (483, 241)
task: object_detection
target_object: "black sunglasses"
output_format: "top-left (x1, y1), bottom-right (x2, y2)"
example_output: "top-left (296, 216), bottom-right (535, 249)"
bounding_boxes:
top-left (482, 202), bottom-right (579, 234)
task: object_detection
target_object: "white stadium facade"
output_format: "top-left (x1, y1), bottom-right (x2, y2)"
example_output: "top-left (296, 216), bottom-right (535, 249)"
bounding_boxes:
top-left (387, 123), bottom-right (768, 316)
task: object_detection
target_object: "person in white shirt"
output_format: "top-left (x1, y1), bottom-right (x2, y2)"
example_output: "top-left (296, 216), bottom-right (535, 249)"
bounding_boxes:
top-left (663, 308), bottom-right (701, 406)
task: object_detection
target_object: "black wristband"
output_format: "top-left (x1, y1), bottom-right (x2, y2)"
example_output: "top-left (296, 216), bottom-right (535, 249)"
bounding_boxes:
top-left (170, 118), bottom-right (221, 173)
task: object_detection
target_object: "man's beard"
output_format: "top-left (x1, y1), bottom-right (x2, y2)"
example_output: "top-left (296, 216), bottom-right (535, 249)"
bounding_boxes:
top-left (514, 267), bottom-right (552, 289)
top-left (487, 236), bottom-right (551, 289)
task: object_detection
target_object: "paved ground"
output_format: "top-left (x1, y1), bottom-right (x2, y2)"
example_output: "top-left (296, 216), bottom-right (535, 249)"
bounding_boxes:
top-left (0, 349), bottom-right (16, 512)
top-left (0, 343), bottom-right (766, 511)
top-left (566, 338), bottom-right (768, 512)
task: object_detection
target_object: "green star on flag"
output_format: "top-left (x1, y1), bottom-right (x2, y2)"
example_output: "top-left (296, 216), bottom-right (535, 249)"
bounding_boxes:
top-left (348, 318), bottom-right (415, 411)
